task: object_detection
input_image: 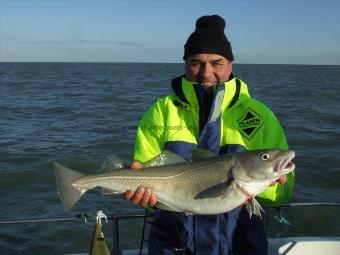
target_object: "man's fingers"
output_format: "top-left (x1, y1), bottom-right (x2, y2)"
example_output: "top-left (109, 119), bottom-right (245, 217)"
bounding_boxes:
top-left (149, 194), bottom-right (157, 207)
top-left (123, 185), bottom-right (157, 207)
top-left (131, 161), bottom-right (142, 170)
top-left (270, 175), bottom-right (287, 186)
top-left (123, 190), bottom-right (134, 200)
top-left (140, 188), bottom-right (151, 207)
top-left (130, 186), bottom-right (145, 204)
top-left (277, 175), bottom-right (287, 184)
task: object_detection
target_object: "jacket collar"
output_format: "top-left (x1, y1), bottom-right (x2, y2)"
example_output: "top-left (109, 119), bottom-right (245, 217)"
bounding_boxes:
top-left (171, 74), bottom-right (250, 111)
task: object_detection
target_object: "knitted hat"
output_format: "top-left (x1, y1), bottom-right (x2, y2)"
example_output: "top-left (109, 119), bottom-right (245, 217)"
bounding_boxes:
top-left (183, 15), bottom-right (234, 61)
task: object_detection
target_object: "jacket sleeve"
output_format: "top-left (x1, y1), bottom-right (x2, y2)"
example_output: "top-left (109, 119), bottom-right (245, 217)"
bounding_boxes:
top-left (256, 108), bottom-right (296, 207)
top-left (133, 99), bottom-right (166, 164)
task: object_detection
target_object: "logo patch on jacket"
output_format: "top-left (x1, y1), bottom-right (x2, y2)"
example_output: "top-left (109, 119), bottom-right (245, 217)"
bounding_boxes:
top-left (238, 108), bottom-right (263, 140)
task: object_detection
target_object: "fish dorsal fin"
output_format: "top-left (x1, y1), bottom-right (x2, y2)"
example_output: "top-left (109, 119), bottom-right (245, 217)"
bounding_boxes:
top-left (191, 148), bottom-right (217, 161)
top-left (100, 154), bottom-right (128, 195)
top-left (101, 154), bottom-right (128, 172)
top-left (143, 150), bottom-right (187, 168)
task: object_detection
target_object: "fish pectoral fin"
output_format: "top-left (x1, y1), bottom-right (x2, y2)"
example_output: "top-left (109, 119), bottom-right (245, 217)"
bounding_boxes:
top-left (143, 150), bottom-right (187, 168)
top-left (191, 148), bottom-right (217, 161)
top-left (245, 198), bottom-right (264, 218)
top-left (194, 181), bottom-right (234, 200)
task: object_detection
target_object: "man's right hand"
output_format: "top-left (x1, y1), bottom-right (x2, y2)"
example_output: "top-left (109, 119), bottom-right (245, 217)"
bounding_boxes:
top-left (122, 161), bottom-right (157, 208)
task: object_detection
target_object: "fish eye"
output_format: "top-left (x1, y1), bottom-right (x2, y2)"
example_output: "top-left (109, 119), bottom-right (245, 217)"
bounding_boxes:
top-left (261, 153), bottom-right (270, 160)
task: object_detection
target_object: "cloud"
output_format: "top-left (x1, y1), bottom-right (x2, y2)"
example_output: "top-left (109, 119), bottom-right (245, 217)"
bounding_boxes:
top-left (0, 37), bottom-right (145, 47)
top-left (74, 39), bottom-right (145, 46)
top-left (112, 41), bottom-right (145, 47)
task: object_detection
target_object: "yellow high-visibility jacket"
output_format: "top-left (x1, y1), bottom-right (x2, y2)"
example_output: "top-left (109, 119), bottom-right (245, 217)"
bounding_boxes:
top-left (134, 74), bottom-right (295, 207)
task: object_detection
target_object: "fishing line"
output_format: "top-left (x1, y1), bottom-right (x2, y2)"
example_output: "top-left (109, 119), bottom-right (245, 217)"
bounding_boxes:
top-left (139, 209), bottom-right (148, 255)
top-left (193, 215), bottom-right (196, 255)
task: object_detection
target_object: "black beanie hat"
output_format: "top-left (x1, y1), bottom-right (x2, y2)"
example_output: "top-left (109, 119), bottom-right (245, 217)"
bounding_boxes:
top-left (183, 15), bottom-right (234, 61)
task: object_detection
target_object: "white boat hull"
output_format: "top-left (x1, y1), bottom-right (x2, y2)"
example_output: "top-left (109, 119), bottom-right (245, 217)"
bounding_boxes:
top-left (268, 237), bottom-right (340, 255)
top-left (66, 237), bottom-right (340, 255)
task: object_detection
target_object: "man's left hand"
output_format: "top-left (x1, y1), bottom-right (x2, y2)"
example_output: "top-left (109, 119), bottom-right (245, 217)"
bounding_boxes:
top-left (270, 175), bottom-right (287, 186)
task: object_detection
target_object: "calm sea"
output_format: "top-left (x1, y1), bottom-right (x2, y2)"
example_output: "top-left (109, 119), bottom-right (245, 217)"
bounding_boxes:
top-left (1, 63), bottom-right (340, 254)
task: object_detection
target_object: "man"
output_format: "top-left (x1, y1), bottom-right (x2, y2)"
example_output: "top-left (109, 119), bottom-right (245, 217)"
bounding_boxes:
top-left (124, 15), bottom-right (295, 255)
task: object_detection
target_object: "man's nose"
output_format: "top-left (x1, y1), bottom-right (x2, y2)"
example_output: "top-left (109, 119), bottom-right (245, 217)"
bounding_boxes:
top-left (199, 64), bottom-right (213, 79)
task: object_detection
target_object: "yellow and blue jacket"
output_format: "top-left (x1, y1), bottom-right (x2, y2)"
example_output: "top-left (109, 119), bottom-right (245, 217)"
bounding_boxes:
top-left (133, 74), bottom-right (295, 254)
top-left (134, 75), bottom-right (294, 206)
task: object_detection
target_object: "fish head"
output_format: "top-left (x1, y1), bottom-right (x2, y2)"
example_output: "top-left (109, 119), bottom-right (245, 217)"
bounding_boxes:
top-left (232, 149), bottom-right (295, 182)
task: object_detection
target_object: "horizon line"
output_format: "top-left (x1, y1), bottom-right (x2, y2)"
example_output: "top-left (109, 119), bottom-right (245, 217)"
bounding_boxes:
top-left (1, 61), bottom-right (339, 66)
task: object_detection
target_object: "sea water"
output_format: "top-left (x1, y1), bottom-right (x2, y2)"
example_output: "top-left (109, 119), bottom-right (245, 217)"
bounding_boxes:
top-left (1, 63), bottom-right (339, 254)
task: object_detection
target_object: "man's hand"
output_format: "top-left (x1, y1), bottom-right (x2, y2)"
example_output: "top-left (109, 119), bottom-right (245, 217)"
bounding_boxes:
top-left (122, 161), bottom-right (157, 208)
top-left (270, 175), bottom-right (287, 186)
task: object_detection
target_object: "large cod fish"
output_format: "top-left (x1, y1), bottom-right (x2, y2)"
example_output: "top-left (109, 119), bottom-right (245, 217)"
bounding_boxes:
top-left (53, 149), bottom-right (295, 217)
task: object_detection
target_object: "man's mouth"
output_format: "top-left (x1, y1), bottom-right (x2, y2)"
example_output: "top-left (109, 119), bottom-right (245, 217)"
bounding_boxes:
top-left (194, 81), bottom-right (219, 89)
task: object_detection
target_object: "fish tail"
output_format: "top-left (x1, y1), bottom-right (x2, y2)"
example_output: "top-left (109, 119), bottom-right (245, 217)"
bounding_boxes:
top-left (53, 161), bottom-right (87, 212)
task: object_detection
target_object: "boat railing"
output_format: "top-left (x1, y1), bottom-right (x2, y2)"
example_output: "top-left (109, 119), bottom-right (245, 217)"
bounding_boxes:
top-left (1, 202), bottom-right (340, 255)
top-left (0, 212), bottom-right (152, 255)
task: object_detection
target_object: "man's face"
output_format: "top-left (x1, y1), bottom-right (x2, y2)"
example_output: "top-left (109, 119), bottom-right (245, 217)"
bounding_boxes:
top-left (185, 54), bottom-right (232, 88)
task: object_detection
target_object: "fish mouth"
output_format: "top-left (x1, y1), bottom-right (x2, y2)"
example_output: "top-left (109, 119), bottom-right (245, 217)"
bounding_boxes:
top-left (276, 151), bottom-right (296, 174)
